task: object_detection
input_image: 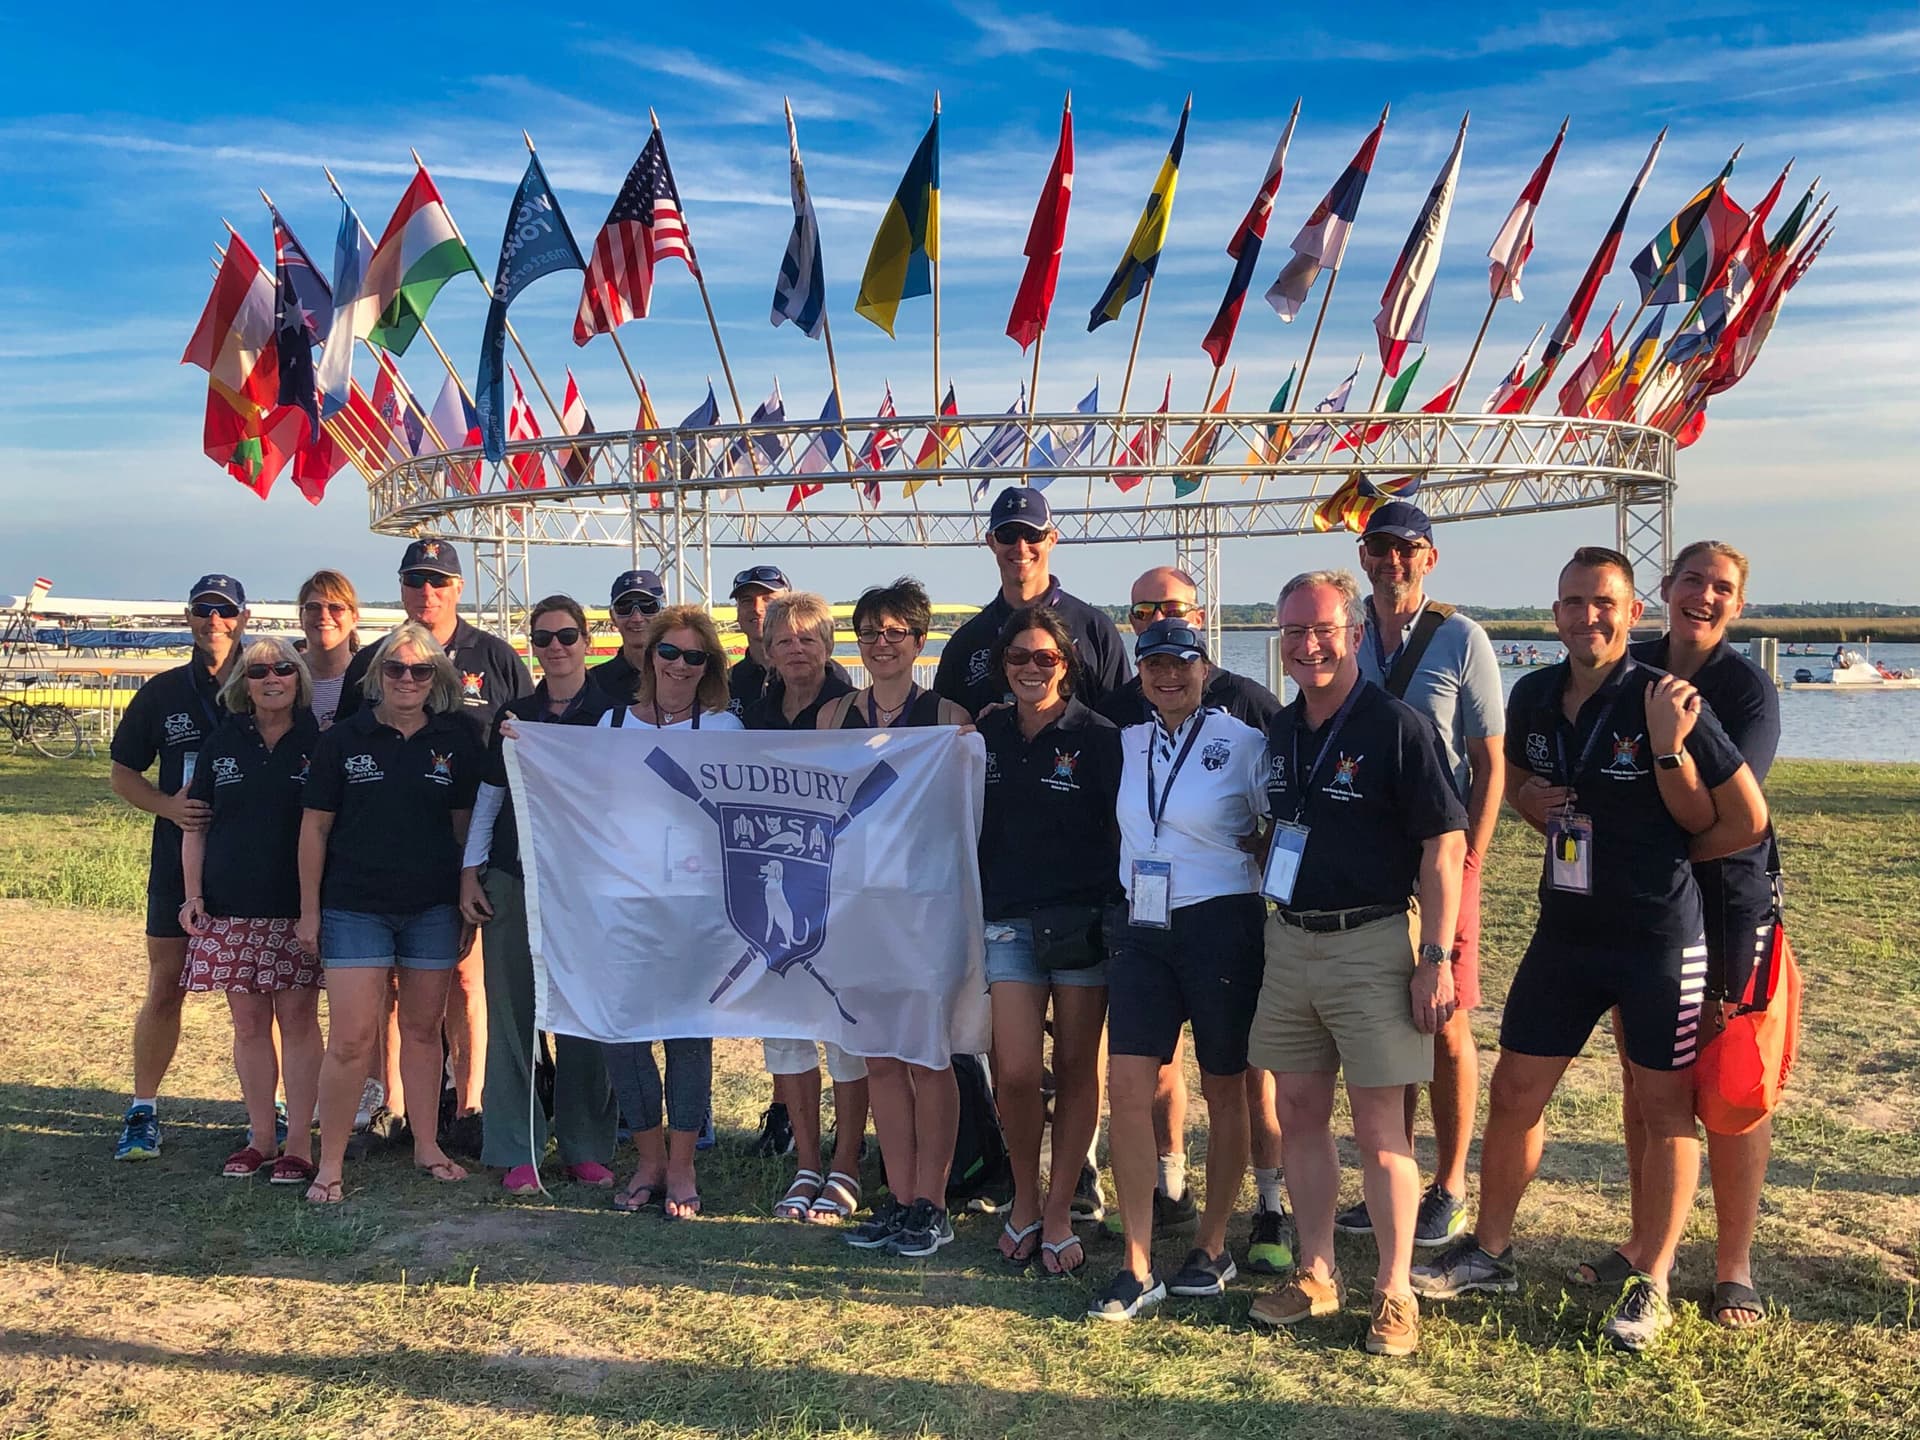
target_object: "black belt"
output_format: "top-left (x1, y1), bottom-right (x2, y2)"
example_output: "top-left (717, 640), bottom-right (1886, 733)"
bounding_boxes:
top-left (1276, 903), bottom-right (1405, 934)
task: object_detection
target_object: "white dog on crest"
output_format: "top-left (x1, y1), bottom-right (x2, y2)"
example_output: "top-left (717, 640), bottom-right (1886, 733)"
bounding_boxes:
top-left (759, 858), bottom-right (810, 949)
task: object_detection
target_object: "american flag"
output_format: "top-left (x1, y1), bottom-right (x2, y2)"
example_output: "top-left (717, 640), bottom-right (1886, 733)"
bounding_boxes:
top-left (574, 130), bottom-right (699, 345)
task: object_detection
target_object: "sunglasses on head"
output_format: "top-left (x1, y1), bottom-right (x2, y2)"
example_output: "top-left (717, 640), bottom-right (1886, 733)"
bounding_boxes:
top-left (1128, 599), bottom-right (1193, 625)
top-left (611, 595), bottom-right (660, 618)
top-left (380, 660), bottom-right (438, 683)
top-left (992, 525), bottom-right (1048, 547)
top-left (655, 642), bottom-right (711, 667)
top-left (190, 601), bottom-right (240, 619)
top-left (400, 570), bottom-right (457, 590)
top-left (301, 600), bottom-right (351, 618)
top-left (731, 565), bottom-right (786, 590)
top-left (1004, 646), bottom-right (1065, 671)
top-left (244, 661), bottom-right (299, 680)
top-left (1361, 535), bottom-right (1428, 557)
top-left (530, 627), bottom-right (582, 648)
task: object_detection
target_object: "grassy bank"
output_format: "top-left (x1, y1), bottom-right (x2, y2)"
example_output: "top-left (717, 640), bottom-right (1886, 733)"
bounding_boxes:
top-left (0, 753), bottom-right (1916, 1437)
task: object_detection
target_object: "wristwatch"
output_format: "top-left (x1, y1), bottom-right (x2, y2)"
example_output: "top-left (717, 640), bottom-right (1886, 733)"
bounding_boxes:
top-left (1417, 942), bottom-right (1448, 966)
top-left (1655, 750), bottom-right (1687, 770)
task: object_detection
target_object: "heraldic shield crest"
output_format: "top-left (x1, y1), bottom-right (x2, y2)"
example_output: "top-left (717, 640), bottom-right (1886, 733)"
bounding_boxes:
top-left (642, 747), bottom-right (899, 1023)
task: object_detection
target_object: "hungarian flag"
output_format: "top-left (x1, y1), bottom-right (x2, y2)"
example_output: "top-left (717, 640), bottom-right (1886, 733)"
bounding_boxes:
top-left (1374, 113), bottom-right (1467, 377)
top-left (1266, 112), bottom-right (1385, 321)
top-left (1114, 375), bottom-right (1171, 492)
top-left (1089, 97), bottom-right (1189, 331)
top-left (1556, 305), bottom-right (1619, 416)
top-left (1201, 101), bottom-right (1296, 368)
top-left (904, 383), bottom-right (959, 497)
top-left (1006, 97), bottom-right (1074, 351)
top-left (1172, 371), bottom-right (1234, 497)
top-left (504, 366), bottom-right (546, 490)
top-left (559, 369), bottom-right (596, 485)
top-left (1538, 129), bottom-right (1662, 378)
top-left (855, 110), bottom-right (940, 337)
top-left (363, 165), bottom-right (480, 355)
top-left (576, 127), bottom-right (700, 342)
top-left (1488, 120), bottom-right (1566, 302)
top-left (1247, 368), bottom-right (1296, 466)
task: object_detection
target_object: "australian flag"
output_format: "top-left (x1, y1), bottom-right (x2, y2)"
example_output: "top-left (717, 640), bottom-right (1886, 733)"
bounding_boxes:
top-left (271, 207), bottom-right (332, 435)
top-left (477, 151), bottom-right (585, 462)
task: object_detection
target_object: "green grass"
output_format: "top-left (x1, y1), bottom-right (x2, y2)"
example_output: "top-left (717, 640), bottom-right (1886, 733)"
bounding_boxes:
top-left (0, 756), bottom-right (1916, 1437)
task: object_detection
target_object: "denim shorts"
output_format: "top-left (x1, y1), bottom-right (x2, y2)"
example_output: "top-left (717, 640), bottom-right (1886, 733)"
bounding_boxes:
top-left (983, 917), bottom-right (1108, 989)
top-left (321, 904), bottom-right (461, 971)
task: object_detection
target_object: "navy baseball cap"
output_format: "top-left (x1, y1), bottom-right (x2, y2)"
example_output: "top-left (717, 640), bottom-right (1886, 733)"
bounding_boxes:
top-left (399, 538), bottom-right (462, 576)
top-left (188, 573), bottom-right (246, 607)
top-left (1136, 618), bottom-right (1208, 663)
top-left (1362, 501), bottom-right (1433, 544)
top-left (610, 569), bottom-right (665, 604)
top-left (729, 564), bottom-right (791, 598)
top-left (988, 486), bottom-right (1053, 535)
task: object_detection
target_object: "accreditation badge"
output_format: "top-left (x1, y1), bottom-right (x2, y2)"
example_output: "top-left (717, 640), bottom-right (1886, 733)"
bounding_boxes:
top-left (1546, 811), bottom-right (1593, 894)
top-left (180, 751), bottom-right (199, 789)
top-left (1261, 822), bottom-right (1310, 906)
top-left (1128, 858), bottom-right (1173, 929)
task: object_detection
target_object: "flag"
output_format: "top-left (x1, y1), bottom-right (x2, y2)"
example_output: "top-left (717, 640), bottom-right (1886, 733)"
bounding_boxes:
top-left (429, 373), bottom-right (482, 493)
top-left (364, 166), bottom-right (480, 355)
top-left (575, 127), bottom-right (699, 342)
top-left (1199, 104), bottom-right (1297, 368)
top-left (771, 101), bottom-right (827, 340)
top-left (788, 389), bottom-right (844, 509)
top-left (1587, 312), bottom-right (1663, 419)
top-left (855, 111), bottom-right (939, 336)
top-left (904, 383), bottom-right (960, 497)
top-left (184, 234), bottom-right (280, 410)
top-left (369, 357), bottom-right (419, 465)
top-left (560, 370), bottom-right (596, 485)
top-left (1630, 151), bottom-right (1739, 306)
top-left (1172, 370), bottom-right (1234, 497)
top-left (1029, 382), bottom-right (1099, 488)
top-left (1115, 375), bottom-right (1171, 491)
top-left (1267, 113), bottom-right (1385, 321)
top-left (1248, 367), bottom-right (1296, 466)
top-left (968, 385), bottom-right (1028, 499)
top-left (1284, 361), bottom-right (1360, 460)
top-left (1767, 179), bottom-right (1820, 262)
top-left (1483, 325), bottom-right (1545, 413)
top-left (726, 382), bottom-right (786, 477)
top-left (203, 382), bottom-right (305, 498)
top-left (290, 420), bottom-right (349, 506)
top-left (674, 384), bottom-right (721, 482)
top-left (634, 383), bottom-right (665, 505)
top-left (1374, 114), bottom-right (1466, 377)
top-left (1089, 97), bottom-right (1189, 331)
top-left (1556, 306), bottom-right (1618, 416)
top-left (1313, 472), bottom-right (1424, 533)
top-left (504, 367), bottom-right (545, 490)
top-left (315, 198), bottom-right (373, 417)
top-left (270, 207), bottom-right (330, 434)
top-left (1488, 121), bottom-right (1566, 302)
top-left (857, 383), bottom-right (900, 504)
top-left (477, 150), bottom-right (587, 462)
top-left (1337, 349), bottom-right (1424, 451)
top-left (1006, 98), bottom-right (1074, 351)
top-left (1538, 130), bottom-right (1662, 377)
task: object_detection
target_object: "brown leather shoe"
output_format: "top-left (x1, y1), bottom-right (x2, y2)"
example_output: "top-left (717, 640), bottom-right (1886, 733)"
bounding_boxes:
top-left (1365, 1288), bottom-right (1420, 1357)
top-left (1248, 1268), bottom-right (1344, 1327)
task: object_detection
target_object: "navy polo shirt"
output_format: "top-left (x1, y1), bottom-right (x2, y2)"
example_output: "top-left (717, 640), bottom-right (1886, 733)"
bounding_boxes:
top-left (743, 671), bottom-right (854, 731)
top-left (1506, 658), bottom-right (1746, 945)
top-left (109, 655), bottom-right (228, 899)
top-left (1263, 679), bottom-right (1466, 913)
top-left (186, 710), bottom-right (322, 918)
top-left (333, 618), bottom-right (532, 735)
top-left (588, 649), bottom-right (643, 705)
top-left (978, 700), bottom-right (1125, 917)
top-left (1098, 665), bottom-right (1282, 731)
top-left (482, 681), bottom-right (613, 878)
top-left (933, 579), bottom-right (1132, 717)
top-left (727, 653), bottom-right (854, 716)
top-left (303, 707), bottom-right (484, 914)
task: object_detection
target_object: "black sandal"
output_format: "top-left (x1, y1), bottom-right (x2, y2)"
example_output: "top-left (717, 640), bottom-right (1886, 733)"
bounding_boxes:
top-left (1568, 1248), bottom-right (1635, 1287)
top-left (1709, 1281), bottom-right (1766, 1328)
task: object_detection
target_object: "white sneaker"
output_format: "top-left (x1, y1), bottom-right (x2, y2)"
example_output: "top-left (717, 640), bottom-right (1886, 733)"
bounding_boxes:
top-left (353, 1078), bottom-right (385, 1131)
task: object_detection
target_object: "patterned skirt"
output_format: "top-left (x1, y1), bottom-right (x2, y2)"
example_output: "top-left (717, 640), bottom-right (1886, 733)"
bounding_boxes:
top-left (183, 917), bottom-right (322, 993)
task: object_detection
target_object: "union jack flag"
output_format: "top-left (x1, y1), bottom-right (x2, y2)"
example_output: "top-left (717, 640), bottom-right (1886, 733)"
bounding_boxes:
top-left (574, 129), bottom-right (699, 344)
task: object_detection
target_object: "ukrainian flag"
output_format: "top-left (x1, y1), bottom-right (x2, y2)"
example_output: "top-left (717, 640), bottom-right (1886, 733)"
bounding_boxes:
top-left (855, 113), bottom-right (940, 336)
top-left (1089, 98), bottom-right (1190, 331)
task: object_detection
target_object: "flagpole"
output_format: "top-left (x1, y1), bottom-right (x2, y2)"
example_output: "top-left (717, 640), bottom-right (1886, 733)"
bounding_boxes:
top-left (1021, 327), bottom-right (1046, 468)
top-left (1291, 265), bottom-right (1342, 429)
top-left (366, 342), bottom-right (452, 452)
top-left (646, 112), bottom-right (748, 427)
top-left (931, 90), bottom-right (944, 481)
top-left (1452, 293), bottom-right (1502, 421)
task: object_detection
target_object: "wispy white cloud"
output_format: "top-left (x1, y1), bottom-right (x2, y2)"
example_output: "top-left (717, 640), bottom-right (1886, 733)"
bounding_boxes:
top-left (784, 38), bottom-right (919, 86)
top-left (957, 2), bottom-right (1164, 69)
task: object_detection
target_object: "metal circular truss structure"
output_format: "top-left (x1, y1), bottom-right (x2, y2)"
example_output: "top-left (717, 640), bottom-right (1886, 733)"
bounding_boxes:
top-left (368, 408), bottom-right (1676, 656)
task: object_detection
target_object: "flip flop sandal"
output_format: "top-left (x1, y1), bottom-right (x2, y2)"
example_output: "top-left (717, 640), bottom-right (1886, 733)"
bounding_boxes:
top-left (666, 1191), bottom-right (703, 1220)
top-left (808, 1171), bottom-right (861, 1222)
top-left (774, 1168), bottom-right (825, 1220)
top-left (1000, 1218), bottom-right (1043, 1267)
top-left (222, 1146), bottom-right (271, 1178)
top-left (1710, 1281), bottom-right (1766, 1328)
top-left (613, 1179), bottom-right (664, 1213)
top-left (1041, 1234), bottom-right (1087, 1278)
top-left (1568, 1248), bottom-right (1636, 1287)
top-left (305, 1179), bottom-right (345, 1206)
top-left (269, 1154), bottom-right (317, 1186)
top-left (417, 1159), bottom-right (467, 1183)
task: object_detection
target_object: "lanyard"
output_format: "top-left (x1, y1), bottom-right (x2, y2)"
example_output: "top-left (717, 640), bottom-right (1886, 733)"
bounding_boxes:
top-left (1288, 679), bottom-right (1365, 823)
top-left (868, 684), bottom-right (919, 728)
top-left (1366, 607), bottom-right (1397, 679)
top-left (1145, 711), bottom-right (1208, 845)
top-left (1555, 663), bottom-right (1634, 786)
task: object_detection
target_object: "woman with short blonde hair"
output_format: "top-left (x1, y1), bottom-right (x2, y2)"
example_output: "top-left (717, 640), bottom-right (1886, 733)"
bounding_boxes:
top-left (297, 570), bottom-right (361, 728)
top-left (358, 622), bottom-right (464, 713)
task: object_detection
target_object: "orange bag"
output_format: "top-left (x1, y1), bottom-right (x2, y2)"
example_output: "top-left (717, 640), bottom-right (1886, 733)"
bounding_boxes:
top-left (1694, 922), bottom-right (1801, 1136)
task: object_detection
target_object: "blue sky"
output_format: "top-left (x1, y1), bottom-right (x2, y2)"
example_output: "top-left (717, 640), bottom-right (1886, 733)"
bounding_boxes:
top-left (2, 3), bottom-right (1915, 609)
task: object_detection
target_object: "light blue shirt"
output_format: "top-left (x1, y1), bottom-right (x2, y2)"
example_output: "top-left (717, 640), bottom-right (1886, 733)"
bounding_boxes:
top-left (1358, 598), bottom-right (1504, 799)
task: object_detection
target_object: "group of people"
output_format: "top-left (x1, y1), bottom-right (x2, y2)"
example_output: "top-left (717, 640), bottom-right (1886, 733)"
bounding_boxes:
top-left (108, 483), bottom-right (1787, 1357)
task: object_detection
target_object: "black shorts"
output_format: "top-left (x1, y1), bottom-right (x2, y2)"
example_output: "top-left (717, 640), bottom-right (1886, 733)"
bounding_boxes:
top-left (1105, 892), bottom-right (1266, 1076)
top-left (145, 881), bottom-right (187, 941)
top-left (1499, 930), bottom-right (1710, 1072)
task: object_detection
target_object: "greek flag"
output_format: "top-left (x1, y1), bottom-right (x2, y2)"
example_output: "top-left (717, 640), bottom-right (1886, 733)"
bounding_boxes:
top-left (771, 101), bottom-right (828, 340)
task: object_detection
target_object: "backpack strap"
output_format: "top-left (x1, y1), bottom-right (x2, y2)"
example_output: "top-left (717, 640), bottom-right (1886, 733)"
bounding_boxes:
top-left (1383, 602), bottom-right (1456, 700)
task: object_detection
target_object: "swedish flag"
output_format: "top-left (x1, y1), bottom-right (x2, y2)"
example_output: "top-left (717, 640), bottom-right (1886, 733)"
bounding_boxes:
top-left (855, 112), bottom-right (940, 336)
top-left (1089, 98), bottom-right (1190, 331)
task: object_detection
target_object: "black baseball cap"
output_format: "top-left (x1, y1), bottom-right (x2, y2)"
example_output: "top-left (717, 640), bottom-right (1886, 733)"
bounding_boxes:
top-left (988, 485), bottom-right (1053, 536)
top-left (729, 564), bottom-right (791, 598)
top-left (1135, 618), bottom-right (1208, 663)
top-left (399, 538), bottom-right (462, 576)
top-left (189, 573), bottom-right (246, 607)
top-left (1361, 501), bottom-right (1434, 544)
top-left (610, 569), bottom-right (665, 604)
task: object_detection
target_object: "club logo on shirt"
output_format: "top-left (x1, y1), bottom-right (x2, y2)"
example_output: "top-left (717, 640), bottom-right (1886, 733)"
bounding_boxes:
top-left (425, 751), bottom-right (455, 785)
top-left (966, 647), bottom-right (992, 689)
top-left (163, 712), bottom-right (200, 746)
top-left (1044, 749), bottom-right (1081, 791)
top-left (1604, 732), bottom-right (1649, 778)
top-left (294, 756), bottom-right (310, 785)
top-left (1200, 738), bottom-right (1232, 772)
top-left (1324, 752), bottom-right (1365, 802)
top-left (984, 749), bottom-right (1000, 785)
top-left (461, 671), bottom-right (485, 702)
top-left (1525, 732), bottom-right (1551, 772)
top-left (211, 756), bottom-right (243, 787)
top-left (343, 753), bottom-right (383, 784)
top-left (1267, 754), bottom-right (1287, 790)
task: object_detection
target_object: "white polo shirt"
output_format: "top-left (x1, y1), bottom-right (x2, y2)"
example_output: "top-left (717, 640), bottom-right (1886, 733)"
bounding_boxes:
top-left (1116, 708), bottom-right (1268, 910)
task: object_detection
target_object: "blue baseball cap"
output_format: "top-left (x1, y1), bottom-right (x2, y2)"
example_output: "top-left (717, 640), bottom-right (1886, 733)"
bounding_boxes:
top-left (1135, 618), bottom-right (1208, 663)
top-left (610, 569), bottom-right (665, 604)
top-left (1361, 501), bottom-right (1433, 544)
top-left (729, 563), bottom-right (791, 598)
top-left (988, 486), bottom-right (1053, 535)
top-left (189, 573), bottom-right (246, 607)
top-left (399, 538), bottom-right (462, 576)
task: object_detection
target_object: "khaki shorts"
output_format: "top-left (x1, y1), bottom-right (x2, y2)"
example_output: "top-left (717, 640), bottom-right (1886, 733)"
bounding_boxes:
top-left (762, 1037), bottom-right (868, 1084)
top-left (1248, 910), bottom-right (1433, 1088)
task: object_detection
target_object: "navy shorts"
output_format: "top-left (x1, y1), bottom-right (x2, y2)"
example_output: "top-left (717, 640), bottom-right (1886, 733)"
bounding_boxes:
top-left (1104, 892), bottom-right (1266, 1076)
top-left (1499, 929), bottom-right (1710, 1072)
top-left (145, 881), bottom-right (187, 941)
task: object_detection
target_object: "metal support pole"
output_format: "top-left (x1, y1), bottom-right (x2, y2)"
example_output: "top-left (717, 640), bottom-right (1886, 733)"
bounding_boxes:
top-left (1173, 506), bottom-right (1223, 660)
top-left (1614, 480), bottom-right (1673, 626)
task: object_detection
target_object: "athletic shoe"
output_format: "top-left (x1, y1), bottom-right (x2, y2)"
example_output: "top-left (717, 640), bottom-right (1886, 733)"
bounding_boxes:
top-left (1070, 1164), bottom-right (1105, 1224)
top-left (846, 1198), bottom-right (911, 1250)
top-left (1366, 1290), bottom-right (1420, 1357)
top-left (1411, 1183), bottom-right (1469, 1249)
top-left (1245, 1206), bottom-right (1295, 1275)
top-left (1102, 1186), bottom-right (1198, 1239)
top-left (1333, 1199), bottom-right (1374, 1235)
top-left (695, 1105), bottom-right (716, 1152)
top-left (888, 1199), bottom-right (954, 1258)
top-left (1602, 1274), bottom-right (1673, 1354)
top-left (753, 1102), bottom-right (795, 1158)
top-left (1087, 1270), bottom-right (1166, 1323)
top-left (1249, 1269), bottom-right (1344, 1327)
top-left (1167, 1247), bottom-right (1238, 1298)
top-left (1409, 1236), bottom-right (1519, 1299)
top-left (114, 1104), bottom-right (159, 1161)
top-left (353, 1079), bottom-right (385, 1131)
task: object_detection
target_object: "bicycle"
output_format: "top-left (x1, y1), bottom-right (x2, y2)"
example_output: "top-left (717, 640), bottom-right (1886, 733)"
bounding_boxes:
top-left (1, 676), bottom-right (85, 759)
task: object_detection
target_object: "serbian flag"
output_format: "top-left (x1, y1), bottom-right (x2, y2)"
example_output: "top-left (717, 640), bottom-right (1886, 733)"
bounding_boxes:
top-left (1201, 100), bottom-right (1297, 368)
top-left (1114, 375), bottom-right (1170, 492)
top-left (859, 383), bottom-right (902, 506)
top-left (1006, 97), bottom-right (1074, 351)
top-left (1540, 130), bottom-right (1663, 376)
top-left (1488, 120), bottom-right (1566, 302)
top-left (504, 367), bottom-right (546, 490)
top-left (559, 370), bottom-right (596, 485)
top-left (1266, 111), bottom-right (1385, 321)
top-left (903, 383), bottom-right (958, 498)
top-left (1374, 113), bottom-right (1466, 377)
top-left (1172, 370), bottom-right (1234, 497)
top-left (1556, 304), bottom-right (1620, 416)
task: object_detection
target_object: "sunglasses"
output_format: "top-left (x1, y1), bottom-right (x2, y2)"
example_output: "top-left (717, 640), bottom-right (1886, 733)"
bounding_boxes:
top-left (190, 601), bottom-right (240, 619)
top-left (655, 642), bottom-right (711, 667)
top-left (301, 600), bottom-right (351, 618)
top-left (1003, 646), bottom-right (1065, 671)
top-left (731, 565), bottom-right (787, 590)
top-left (1361, 535), bottom-right (1429, 558)
top-left (380, 660), bottom-right (438, 683)
top-left (400, 570), bottom-right (457, 589)
top-left (611, 595), bottom-right (661, 618)
top-left (1128, 599), bottom-right (1193, 625)
top-left (855, 626), bottom-right (918, 646)
top-left (244, 661), bottom-right (299, 679)
top-left (992, 525), bottom-right (1048, 547)
top-left (530, 627), bottom-right (582, 648)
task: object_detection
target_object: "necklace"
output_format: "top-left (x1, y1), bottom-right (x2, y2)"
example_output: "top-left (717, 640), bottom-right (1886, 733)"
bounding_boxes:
top-left (868, 683), bottom-right (918, 727)
top-left (654, 699), bottom-right (695, 726)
